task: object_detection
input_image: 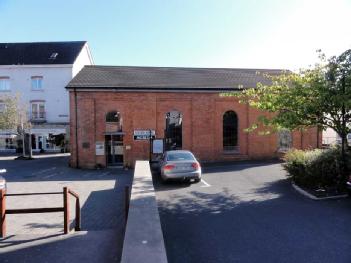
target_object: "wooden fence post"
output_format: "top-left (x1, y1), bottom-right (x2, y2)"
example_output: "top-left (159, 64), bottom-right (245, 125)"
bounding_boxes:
top-left (63, 187), bottom-right (69, 234)
top-left (0, 189), bottom-right (5, 238)
top-left (75, 197), bottom-right (81, 231)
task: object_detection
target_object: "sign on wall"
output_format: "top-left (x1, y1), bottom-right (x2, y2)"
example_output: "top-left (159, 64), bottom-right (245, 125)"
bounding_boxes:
top-left (95, 141), bottom-right (105, 155)
top-left (133, 130), bottom-right (156, 140)
top-left (152, 139), bottom-right (164, 154)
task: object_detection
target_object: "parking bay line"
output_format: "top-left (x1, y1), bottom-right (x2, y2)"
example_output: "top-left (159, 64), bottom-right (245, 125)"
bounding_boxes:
top-left (200, 178), bottom-right (211, 187)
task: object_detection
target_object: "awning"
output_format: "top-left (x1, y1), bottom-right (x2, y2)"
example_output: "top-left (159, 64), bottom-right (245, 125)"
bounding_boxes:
top-left (0, 130), bottom-right (18, 139)
top-left (29, 128), bottom-right (66, 135)
top-left (104, 131), bottom-right (126, 135)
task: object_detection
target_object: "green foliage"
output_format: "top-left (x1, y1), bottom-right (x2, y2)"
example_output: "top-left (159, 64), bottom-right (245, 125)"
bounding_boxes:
top-left (223, 49), bottom-right (351, 139)
top-left (283, 147), bottom-right (350, 189)
top-left (0, 94), bottom-right (22, 130)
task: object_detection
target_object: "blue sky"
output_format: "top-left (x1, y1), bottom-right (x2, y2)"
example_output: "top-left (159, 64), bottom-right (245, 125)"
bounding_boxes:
top-left (1, 0), bottom-right (351, 70)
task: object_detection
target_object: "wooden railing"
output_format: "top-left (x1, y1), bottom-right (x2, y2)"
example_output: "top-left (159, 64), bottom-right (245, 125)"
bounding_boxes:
top-left (0, 187), bottom-right (81, 238)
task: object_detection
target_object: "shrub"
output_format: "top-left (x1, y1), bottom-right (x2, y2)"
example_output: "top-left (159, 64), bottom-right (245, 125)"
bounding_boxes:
top-left (283, 147), bottom-right (350, 190)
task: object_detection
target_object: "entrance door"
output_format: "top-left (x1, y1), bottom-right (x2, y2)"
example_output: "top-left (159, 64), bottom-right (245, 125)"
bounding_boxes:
top-left (165, 110), bottom-right (183, 150)
top-left (105, 135), bottom-right (123, 166)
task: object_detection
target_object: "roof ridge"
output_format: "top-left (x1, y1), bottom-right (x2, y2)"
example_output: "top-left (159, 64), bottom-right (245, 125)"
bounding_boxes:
top-left (84, 65), bottom-right (286, 71)
top-left (0, 41), bottom-right (87, 45)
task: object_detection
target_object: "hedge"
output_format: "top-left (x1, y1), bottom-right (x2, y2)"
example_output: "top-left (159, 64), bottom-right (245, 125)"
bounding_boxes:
top-left (283, 147), bottom-right (350, 190)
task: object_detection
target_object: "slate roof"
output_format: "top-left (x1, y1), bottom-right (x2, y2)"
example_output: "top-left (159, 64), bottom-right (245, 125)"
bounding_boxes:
top-left (0, 41), bottom-right (87, 65)
top-left (67, 65), bottom-right (284, 91)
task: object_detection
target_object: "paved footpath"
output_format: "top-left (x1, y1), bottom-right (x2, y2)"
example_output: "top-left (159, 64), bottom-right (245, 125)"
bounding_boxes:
top-left (0, 155), bottom-right (133, 263)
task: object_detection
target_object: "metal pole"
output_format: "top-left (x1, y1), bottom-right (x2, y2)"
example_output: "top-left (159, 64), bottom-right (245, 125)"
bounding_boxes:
top-left (28, 126), bottom-right (33, 159)
top-left (149, 129), bottom-right (152, 162)
top-left (21, 118), bottom-right (26, 157)
top-left (63, 187), bottom-right (69, 234)
top-left (0, 189), bottom-right (5, 238)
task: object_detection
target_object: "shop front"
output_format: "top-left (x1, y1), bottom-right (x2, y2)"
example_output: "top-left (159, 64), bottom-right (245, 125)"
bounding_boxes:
top-left (30, 126), bottom-right (68, 152)
top-left (0, 130), bottom-right (17, 153)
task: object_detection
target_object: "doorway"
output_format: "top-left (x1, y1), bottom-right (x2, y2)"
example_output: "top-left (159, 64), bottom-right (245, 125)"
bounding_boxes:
top-left (165, 110), bottom-right (183, 150)
top-left (105, 134), bottom-right (123, 166)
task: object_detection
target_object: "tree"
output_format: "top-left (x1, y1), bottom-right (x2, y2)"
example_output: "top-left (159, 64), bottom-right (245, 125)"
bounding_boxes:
top-left (0, 94), bottom-right (22, 130)
top-left (0, 94), bottom-right (31, 157)
top-left (222, 49), bottom-right (351, 177)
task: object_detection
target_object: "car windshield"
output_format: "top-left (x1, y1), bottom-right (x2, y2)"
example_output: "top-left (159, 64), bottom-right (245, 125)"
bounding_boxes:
top-left (166, 152), bottom-right (195, 161)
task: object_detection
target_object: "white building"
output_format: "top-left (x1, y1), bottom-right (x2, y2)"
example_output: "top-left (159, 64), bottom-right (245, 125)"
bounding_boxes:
top-left (0, 41), bottom-right (93, 152)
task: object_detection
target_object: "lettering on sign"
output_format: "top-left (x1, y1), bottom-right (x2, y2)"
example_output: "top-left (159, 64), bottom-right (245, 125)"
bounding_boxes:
top-left (133, 130), bottom-right (156, 140)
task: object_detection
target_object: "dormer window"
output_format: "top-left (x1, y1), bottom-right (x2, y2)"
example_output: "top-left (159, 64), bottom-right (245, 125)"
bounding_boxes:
top-left (49, 52), bottom-right (58, 60)
top-left (31, 76), bottom-right (43, 90)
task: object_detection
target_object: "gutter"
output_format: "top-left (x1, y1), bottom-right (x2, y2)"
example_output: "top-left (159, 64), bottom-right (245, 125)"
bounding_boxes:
top-left (74, 88), bottom-right (79, 168)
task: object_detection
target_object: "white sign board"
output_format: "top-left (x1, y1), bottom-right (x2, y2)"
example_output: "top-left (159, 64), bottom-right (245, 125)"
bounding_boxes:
top-left (95, 142), bottom-right (105, 155)
top-left (133, 130), bottom-right (156, 140)
top-left (152, 139), bottom-right (164, 154)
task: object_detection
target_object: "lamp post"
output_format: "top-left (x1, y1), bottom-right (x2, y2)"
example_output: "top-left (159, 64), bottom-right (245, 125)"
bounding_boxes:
top-left (28, 123), bottom-right (32, 159)
top-left (149, 129), bottom-right (152, 162)
top-left (20, 116), bottom-right (25, 158)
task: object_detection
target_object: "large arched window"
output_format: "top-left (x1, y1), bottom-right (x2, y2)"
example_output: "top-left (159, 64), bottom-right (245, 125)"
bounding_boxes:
top-left (223, 111), bottom-right (238, 151)
top-left (165, 110), bottom-right (183, 150)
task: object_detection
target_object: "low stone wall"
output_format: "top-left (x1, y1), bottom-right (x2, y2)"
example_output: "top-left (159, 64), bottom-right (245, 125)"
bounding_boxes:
top-left (121, 160), bottom-right (168, 263)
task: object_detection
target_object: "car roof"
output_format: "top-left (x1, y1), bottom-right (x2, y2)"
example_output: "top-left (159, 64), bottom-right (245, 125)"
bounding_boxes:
top-left (165, 150), bottom-right (194, 154)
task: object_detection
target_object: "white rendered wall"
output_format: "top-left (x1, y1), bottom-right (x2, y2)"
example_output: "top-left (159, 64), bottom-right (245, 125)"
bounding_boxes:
top-left (0, 45), bottom-right (93, 125)
top-left (72, 44), bottom-right (94, 77)
top-left (0, 65), bottom-right (73, 123)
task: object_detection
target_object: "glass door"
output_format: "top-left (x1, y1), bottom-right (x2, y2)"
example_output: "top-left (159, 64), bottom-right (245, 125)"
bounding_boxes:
top-left (105, 135), bottom-right (123, 166)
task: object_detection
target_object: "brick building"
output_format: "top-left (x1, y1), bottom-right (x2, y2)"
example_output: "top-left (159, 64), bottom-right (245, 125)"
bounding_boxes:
top-left (67, 66), bottom-right (319, 169)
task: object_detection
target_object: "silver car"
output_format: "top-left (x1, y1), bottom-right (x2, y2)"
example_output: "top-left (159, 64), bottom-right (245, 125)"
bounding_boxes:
top-left (159, 150), bottom-right (201, 183)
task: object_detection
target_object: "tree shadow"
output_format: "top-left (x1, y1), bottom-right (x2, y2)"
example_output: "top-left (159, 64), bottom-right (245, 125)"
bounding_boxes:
top-left (156, 179), bottom-right (351, 263)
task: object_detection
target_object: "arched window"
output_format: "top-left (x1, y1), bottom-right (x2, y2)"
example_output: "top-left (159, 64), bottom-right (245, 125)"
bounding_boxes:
top-left (105, 111), bottom-right (122, 132)
top-left (165, 110), bottom-right (183, 150)
top-left (106, 111), bottom-right (120, 122)
top-left (278, 129), bottom-right (292, 152)
top-left (223, 111), bottom-right (238, 151)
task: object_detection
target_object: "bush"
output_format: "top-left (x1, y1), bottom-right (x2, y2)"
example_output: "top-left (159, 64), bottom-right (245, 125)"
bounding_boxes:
top-left (283, 147), bottom-right (350, 190)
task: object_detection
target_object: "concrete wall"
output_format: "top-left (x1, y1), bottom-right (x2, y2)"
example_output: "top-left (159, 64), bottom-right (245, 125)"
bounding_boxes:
top-left (69, 91), bottom-right (320, 169)
top-left (121, 160), bottom-right (168, 263)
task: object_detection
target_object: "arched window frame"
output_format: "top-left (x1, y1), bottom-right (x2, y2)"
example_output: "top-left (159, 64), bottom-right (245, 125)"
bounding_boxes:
top-left (277, 129), bottom-right (292, 152)
top-left (165, 110), bottom-right (183, 150)
top-left (223, 110), bottom-right (238, 151)
top-left (106, 111), bottom-right (120, 123)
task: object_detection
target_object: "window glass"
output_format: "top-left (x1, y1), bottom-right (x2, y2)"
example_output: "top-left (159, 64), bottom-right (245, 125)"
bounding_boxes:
top-left (166, 152), bottom-right (194, 161)
top-left (223, 111), bottom-right (238, 151)
top-left (106, 111), bottom-right (119, 122)
top-left (278, 129), bottom-right (292, 151)
top-left (165, 111), bottom-right (182, 150)
top-left (0, 78), bottom-right (10, 91)
top-left (31, 77), bottom-right (43, 90)
top-left (31, 102), bottom-right (45, 119)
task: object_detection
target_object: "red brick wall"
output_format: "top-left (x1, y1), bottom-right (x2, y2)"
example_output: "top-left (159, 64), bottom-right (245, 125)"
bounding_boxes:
top-left (69, 91), bottom-right (320, 168)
